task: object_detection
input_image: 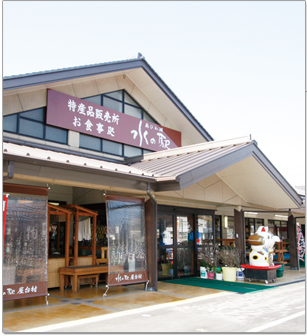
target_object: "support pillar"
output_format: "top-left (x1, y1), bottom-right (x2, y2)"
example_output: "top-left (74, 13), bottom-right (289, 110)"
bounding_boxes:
top-left (145, 194), bottom-right (158, 291)
top-left (288, 213), bottom-right (299, 270)
top-left (74, 210), bottom-right (79, 265)
top-left (92, 214), bottom-right (97, 266)
top-left (234, 208), bottom-right (246, 265)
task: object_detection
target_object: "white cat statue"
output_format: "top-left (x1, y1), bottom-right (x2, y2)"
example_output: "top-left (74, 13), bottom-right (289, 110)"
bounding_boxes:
top-left (247, 226), bottom-right (280, 267)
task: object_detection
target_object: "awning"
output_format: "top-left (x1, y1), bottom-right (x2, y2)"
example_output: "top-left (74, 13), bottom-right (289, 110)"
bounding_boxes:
top-left (3, 135), bottom-right (302, 209)
top-left (128, 136), bottom-right (302, 209)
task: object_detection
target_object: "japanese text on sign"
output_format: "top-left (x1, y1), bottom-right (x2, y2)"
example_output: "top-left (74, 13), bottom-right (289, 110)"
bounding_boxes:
top-left (115, 273), bottom-right (143, 283)
top-left (3, 285), bottom-right (38, 296)
top-left (46, 89), bottom-right (181, 151)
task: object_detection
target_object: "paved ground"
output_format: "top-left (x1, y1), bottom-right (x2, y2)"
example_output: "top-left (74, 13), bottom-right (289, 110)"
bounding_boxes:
top-left (20, 281), bottom-right (305, 333)
top-left (2, 266), bottom-right (305, 333)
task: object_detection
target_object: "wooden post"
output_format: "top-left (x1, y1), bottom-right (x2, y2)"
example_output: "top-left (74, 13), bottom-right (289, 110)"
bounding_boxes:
top-left (145, 196), bottom-right (158, 291)
top-left (74, 210), bottom-right (79, 265)
top-left (288, 213), bottom-right (299, 270)
top-left (65, 213), bottom-right (70, 267)
top-left (56, 221), bottom-right (61, 252)
top-left (92, 215), bottom-right (97, 266)
top-left (234, 208), bottom-right (246, 265)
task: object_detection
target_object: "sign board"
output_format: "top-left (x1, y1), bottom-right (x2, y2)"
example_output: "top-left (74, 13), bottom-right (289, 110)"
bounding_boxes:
top-left (108, 271), bottom-right (148, 286)
top-left (3, 282), bottom-right (48, 301)
top-left (46, 89), bottom-right (181, 151)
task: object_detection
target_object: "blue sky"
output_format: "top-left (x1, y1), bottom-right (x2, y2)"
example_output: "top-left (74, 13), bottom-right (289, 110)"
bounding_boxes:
top-left (3, 1), bottom-right (305, 187)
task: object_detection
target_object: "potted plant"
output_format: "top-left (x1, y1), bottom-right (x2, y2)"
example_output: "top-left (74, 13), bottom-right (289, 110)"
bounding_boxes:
top-left (199, 260), bottom-right (208, 279)
top-left (218, 247), bottom-right (240, 281)
top-left (215, 268), bottom-right (223, 280)
top-left (199, 244), bottom-right (219, 280)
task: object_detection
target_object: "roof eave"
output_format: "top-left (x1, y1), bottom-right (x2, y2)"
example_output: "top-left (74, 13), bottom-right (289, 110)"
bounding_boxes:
top-left (3, 153), bottom-right (157, 184)
top-left (152, 142), bottom-right (302, 208)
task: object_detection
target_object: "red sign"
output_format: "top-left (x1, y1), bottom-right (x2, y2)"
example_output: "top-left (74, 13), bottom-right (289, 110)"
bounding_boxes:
top-left (46, 89), bottom-right (181, 151)
top-left (3, 195), bottom-right (8, 261)
top-left (108, 271), bottom-right (148, 286)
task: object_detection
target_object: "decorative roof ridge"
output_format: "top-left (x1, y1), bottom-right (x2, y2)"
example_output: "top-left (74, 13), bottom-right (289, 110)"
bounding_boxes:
top-left (3, 55), bottom-right (144, 80)
top-left (127, 135), bottom-right (253, 164)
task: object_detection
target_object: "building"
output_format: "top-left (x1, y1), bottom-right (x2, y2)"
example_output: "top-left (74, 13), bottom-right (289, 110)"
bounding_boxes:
top-left (3, 54), bottom-right (303, 299)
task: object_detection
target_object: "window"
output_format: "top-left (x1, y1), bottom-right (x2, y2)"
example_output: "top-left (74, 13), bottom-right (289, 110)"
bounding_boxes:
top-left (124, 145), bottom-right (142, 157)
top-left (102, 96), bottom-right (123, 113)
top-left (87, 90), bottom-right (158, 124)
top-left (3, 114), bottom-right (17, 133)
top-left (124, 105), bottom-right (142, 119)
top-left (3, 107), bottom-right (68, 145)
top-left (80, 134), bottom-right (102, 152)
top-left (103, 139), bottom-right (122, 156)
top-left (79, 134), bottom-right (151, 157)
top-left (3, 90), bottom-right (157, 158)
top-left (268, 220), bottom-right (288, 239)
top-left (83, 95), bottom-right (101, 105)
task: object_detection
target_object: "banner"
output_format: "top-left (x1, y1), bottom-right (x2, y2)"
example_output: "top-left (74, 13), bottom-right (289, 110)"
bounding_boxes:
top-left (3, 190), bottom-right (48, 301)
top-left (106, 195), bottom-right (148, 287)
top-left (297, 225), bottom-right (305, 261)
top-left (3, 194), bottom-right (8, 261)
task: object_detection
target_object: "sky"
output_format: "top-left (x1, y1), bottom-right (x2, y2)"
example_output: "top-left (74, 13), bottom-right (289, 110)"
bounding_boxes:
top-left (3, 1), bottom-right (305, 188)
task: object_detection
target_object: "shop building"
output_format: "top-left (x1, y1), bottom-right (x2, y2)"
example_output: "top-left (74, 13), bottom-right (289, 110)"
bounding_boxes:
top-left (3, 54), bottom-right (303, 298)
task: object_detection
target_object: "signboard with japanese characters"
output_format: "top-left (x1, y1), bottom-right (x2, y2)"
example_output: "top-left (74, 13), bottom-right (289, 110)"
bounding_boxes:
top-left (46, 89), bottom-right (181, 151)
top-left (3, 185), bottom-right (48, 301)
top-left (108, 271), bottom-right (148, 286)
top-left (106, 196), bottom-right (148, 287)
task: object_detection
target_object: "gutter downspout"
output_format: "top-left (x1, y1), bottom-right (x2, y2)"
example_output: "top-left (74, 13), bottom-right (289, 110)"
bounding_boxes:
top-left (3, 161), bottom-right (14, 181)
top-left (146, 183), bottom-right (158, 291)
top-left (147, 183), bottom-right (156, 204)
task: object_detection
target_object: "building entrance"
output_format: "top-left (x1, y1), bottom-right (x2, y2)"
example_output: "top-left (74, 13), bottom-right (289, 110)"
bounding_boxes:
top-left (157, 206), bottom-right (215, 280)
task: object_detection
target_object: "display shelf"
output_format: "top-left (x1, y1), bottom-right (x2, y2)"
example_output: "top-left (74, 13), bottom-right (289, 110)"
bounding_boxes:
top-left (274, 240), bottom-right (290, 263)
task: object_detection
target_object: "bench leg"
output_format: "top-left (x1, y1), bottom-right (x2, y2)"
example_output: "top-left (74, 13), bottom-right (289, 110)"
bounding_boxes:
top-left (72, 275), bottom-right (78, 293)
top-left (60, 274), bottom-right (65, 291)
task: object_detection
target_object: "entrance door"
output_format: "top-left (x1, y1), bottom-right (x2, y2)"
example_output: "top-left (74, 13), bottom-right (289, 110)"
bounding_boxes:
top-left (157, 213), bottom-right (195, 278)
top-left (176, 215), bottom-right (194, 276)
top-left (157, 209), bottom-right (214, 279)
top-left (157, 213), bottom-right (174, 279)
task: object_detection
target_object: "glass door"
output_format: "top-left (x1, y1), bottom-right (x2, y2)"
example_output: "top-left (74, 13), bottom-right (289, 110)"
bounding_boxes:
top-left (176, 215), bottom-right (194, 276)
top-left (196, 215), bottom-right (214, 273)
top-left (157, 213), bottom-right (174, 278)
top-left (157, 208), bottom-right (215, 279)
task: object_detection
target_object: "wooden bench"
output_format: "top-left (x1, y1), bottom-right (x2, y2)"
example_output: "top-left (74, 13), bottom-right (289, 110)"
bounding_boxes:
top-left (59, 265), bottom-right (108, 293)
top-left (73, 274), bottom-right (99, 290)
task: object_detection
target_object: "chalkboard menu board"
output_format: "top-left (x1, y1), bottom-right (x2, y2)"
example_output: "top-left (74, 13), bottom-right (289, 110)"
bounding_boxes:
top-left (3, 185), bottom-right (48, 301)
